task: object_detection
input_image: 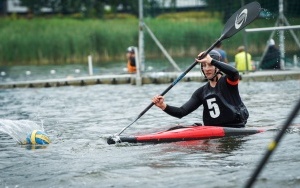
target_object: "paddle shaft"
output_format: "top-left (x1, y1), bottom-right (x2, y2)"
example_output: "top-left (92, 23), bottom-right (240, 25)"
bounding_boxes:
top-left (116, 41), bottom-right (220, 136)
top-left (245, 98), bottom-right (300, 188)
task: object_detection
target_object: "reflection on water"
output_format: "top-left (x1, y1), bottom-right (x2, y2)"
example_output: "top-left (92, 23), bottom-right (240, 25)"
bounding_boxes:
top-left (159, 137), bottom-right (246, 154)
top-left (0, 80), bottom-right (299, 187)
top-left (20, 144), bottom-right (49, 150)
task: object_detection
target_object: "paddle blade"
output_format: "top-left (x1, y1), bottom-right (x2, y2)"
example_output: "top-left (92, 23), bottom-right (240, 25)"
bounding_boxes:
top-left (221, 1), bottom-right (261, 40)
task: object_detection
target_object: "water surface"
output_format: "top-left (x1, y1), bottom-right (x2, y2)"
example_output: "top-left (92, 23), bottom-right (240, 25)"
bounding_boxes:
top-left (0, 79), bottom-right (300, 188)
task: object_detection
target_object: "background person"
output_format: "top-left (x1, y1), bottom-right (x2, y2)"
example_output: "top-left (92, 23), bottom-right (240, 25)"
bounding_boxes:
top-left (213, 41), bottom-right (228, 63)
top-left (235, 45), bottom-right (253, 73)
top-left (126, 46), bottom-right (136, 73)
top-left (152, 50), bottom-right (249, 128)
top-left (260, 39), bottom-right (281, 70)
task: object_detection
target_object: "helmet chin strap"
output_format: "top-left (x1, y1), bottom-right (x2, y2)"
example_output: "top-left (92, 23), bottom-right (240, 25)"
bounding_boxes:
top-left (206, 68), bottom-right (223, 82)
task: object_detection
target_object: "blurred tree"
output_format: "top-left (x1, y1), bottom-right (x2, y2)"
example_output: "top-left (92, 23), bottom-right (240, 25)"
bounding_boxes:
top-left (0, 0), bottom-right (7, 15)
top-left (259, 0), bottom-right (300, 17)
top-left (205, 0), bottom-right (300, 23)
top-left (18, 0), bottom-right (300, 19)
top-left (205, 0), bottom-right (245, 23)
top-left (18, 0), bottom-right (169, 18)
top-left (20, 0), bottom-right (106, 18)
top-left (144, 0), bottom-right (160, 17)
top-left (119, 0), bottom-right (138, 15)
top-left (81, 0), bottom-right (105, 18)
top-left (20, 0), bottom-right (48, 15)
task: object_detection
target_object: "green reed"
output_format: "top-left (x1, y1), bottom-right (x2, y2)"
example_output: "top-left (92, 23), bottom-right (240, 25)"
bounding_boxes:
top-left (0, 16), bottom-right (299, 65)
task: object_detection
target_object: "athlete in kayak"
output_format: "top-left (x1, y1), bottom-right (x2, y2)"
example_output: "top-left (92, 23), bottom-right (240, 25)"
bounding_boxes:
top-left (152, 50), bottom-right (249, 128)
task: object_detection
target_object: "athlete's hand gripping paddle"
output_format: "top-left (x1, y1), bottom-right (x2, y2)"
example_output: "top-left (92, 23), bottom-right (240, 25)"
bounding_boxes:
top-left (108, 1), bottom-right (261, 144)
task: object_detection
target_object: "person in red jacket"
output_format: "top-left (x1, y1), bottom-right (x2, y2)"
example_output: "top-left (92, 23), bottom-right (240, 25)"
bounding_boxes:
top-left (152, 50), bottom-right (249, 128)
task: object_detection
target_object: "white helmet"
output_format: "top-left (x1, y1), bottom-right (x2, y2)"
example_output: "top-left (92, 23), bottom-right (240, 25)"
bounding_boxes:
top-left (127, 46), bottom-right (135, 53)
top-left (268, 39), bottom-right (275, 46)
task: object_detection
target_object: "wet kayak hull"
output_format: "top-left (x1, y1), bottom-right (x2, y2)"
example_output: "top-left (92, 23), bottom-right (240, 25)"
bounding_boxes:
top-left (107, 125), bottom-right (263, 144)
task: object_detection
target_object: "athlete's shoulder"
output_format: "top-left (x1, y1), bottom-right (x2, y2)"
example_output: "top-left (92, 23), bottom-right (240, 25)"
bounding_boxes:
top-left (193, 84), bottom-right (208, 95)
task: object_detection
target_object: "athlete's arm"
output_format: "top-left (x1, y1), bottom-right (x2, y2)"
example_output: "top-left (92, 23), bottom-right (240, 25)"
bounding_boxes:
top-left (211, 59), bottom-right (239, 81)
top-left (164, 91), bottom-right (202, 118)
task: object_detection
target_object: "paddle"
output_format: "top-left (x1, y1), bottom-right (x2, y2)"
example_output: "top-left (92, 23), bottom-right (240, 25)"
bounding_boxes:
top-left (245, 98), bottom-right (300, 188)
top-left (108, 1), bottom-right (261, 144)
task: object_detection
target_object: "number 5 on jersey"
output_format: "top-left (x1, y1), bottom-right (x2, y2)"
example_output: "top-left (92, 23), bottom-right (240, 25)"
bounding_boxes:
top-left (207, 98), bottom-right (220, 118)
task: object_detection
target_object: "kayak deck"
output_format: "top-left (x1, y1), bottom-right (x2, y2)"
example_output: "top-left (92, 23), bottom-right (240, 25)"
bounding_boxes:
top-left (107, 125), bottom-right (263, 145)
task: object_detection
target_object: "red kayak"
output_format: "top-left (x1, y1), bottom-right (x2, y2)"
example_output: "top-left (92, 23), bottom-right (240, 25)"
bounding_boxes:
top-left (107, 125), bottom-right (264, 144)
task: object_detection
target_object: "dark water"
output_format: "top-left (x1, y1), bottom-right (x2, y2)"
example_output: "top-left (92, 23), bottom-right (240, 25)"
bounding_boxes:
top-left (0, 70), bottom-right (300, 187)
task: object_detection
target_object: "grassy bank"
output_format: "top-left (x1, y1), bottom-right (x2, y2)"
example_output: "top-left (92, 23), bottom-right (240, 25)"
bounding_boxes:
top-left (0, 14), bottom-right (299, 65)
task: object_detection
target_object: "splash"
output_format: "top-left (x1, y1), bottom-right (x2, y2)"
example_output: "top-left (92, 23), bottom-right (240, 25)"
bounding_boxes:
top-left (260, 8), bottom-right (274, 20)
top-left (0, 119), bottom-right (44, 144)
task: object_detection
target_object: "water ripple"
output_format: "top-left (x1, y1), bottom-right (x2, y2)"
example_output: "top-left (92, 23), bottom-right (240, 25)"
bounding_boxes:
top-left (0, 80), bottom-right (300, 187)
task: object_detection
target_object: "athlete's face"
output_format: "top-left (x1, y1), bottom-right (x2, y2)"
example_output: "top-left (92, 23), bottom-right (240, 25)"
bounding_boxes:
top-left (202, 63), bottom-right (217, 80)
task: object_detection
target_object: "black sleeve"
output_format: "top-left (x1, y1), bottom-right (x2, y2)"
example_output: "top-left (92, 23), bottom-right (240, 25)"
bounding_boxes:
top-left (211, 59), bottom-right (239, 81)
top-left (164, 89), bottom-right (202, 118)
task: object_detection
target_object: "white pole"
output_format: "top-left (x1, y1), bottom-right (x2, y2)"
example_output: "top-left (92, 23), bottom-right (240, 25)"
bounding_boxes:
top-left (279, 0), bottom-right (285, 70)
top-left (134, 47), bottom-right (142, 86)
top-left (88, 55), bottom-right (93, 76)
top-left (294, 55), bottom-right (298, 68)
top-left (138, 0), bottom-right (145, 72)
top-left (245, 25), bottom-right (300, 32)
